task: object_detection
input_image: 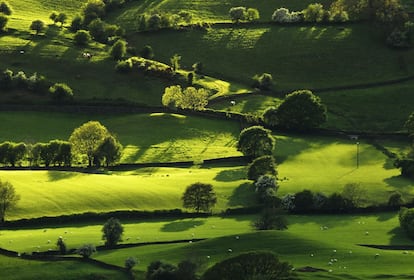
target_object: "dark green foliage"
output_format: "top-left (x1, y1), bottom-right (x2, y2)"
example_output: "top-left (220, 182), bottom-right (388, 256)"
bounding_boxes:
top-left (192, 62), bottom-right (203, 74)
top-left (274, 90), bottom-right (327, 131)
top-left (146, 260), bottom-right (177, 280)
top-left (125, 257), bottom-right (138, 271)
top-left (176, 260), bottom-right (198, 280)
top-left (170, 54), bottom-right (181, 72)
top-left (187, 72), bottom-right (194, 86)
top-left (26, 72), bottom-right (49, 93)
top-left (248, 156), bottom-right (277, 181)
top-left (104, 0), bottom-right (125, 12)
top-left (254, 175), bottom-right (279, 205)
top-left (388, 191), bottom-right (404, 207)
top-left (56, 237), bottom-right (67, 254)
top-left (0, 69), bottom-right (13, 89)
top-left (49, 11), bottom-right (58, 24)
top-left (56, 13), bottom-right (68, 26)
top-left (254, 207), bottom-right (288, 230)
top-left (399, 207), bottom-right (414, 239)
top-left (74, 30), bottom-right (91, 46)
top-left (262, 107), bottom-right (278, 127)
top-left (341, 183), bottom-right (365, 207)
top-left (252, 73), bottom-right (273, 90)
top-left (0, 14), bottom-right (8, 32)
top-left (237, 126), bottom-right (275, 159)
top-left (229, 7), bottom-right (247, 23)
top-left (404, 111), bottom-right (414, 136)
top-left (0, 180), bottom-right (20, 223)
top-left (83, 0), bottom-right (106, 25)
top-left (325, 192), bottom-right (354, 213)
top-left (0, 1), bottom-right (12, 15)
top-left (202, 251), bottom-right (293, 280)
top-left (0, 142), bottom-right (26, 167)
top-left (148, 14), bottom-right (162, 30)
top-left (102, 217), bottom-right (124, 247)
top-left (30, 20), bottom-right (46, 34)
top-left (140, 45), bottom-right (154, 59)
top-left (77, 244), bottom-right (96, 258)
top-left (115, 59), bottom-right (133, 73)
top-left (70, 15), bottom-right (84, 32)
top-left (182, 182), bottom-right (217, 213)
top-left (293, 189), bottom-right (315, 213)
top-left (94, 135), bottom-right (122, 167)
top-left (88, 18), bottom-right (107, 43)
top-left (109, 39), bottom-right (127, 60)
top-left (49, 83), bottom-right (74, 102)
top-left (394, 158), bottom-right (414, 178)
top-left (303, 3), bottom-right (326, 22)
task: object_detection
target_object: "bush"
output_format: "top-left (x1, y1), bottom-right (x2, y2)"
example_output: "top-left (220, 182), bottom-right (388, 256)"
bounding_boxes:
top-left (387, 28), bottom-right (410, 48)
top-left (325, 192), bottom-right (354, 213)
top-left (77, 244), bottom-right (96, 258)
top-left (49, 83), bottom-right (74, 102)
top-left (26, 72), bottom-right (49, 94)
top-left (247, 155), bottom-right (277, 181)
top-left (281, 194), bottom-right (295, 211)
top-left (399, 207), bottom-right (414, 239)
top-left (74, 30), bottom-right (91, 46)
top-left (88, 18), bottom-right (107, 42)
top-left (388, 191), bottom-right (404, 207)
top-left (13, 71), bottom-right (27, 88)
top-left (146, 260), bottom-right (177, 280)
top-left (202, 251), bottom-right (293, 280)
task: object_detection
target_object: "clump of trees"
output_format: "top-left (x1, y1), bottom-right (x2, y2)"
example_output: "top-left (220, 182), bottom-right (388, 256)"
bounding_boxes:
top-left (0, 142), bottom-right (26, 167)
top-left (182, 182), bottom-right (217, 213)
top-left (30, 140), bottom-right (72, 167)
top-left (116, 56), bottom-right (174, 79)
top-left (0, 179), bottom-right (20, 223)
top-left (49, 11), bottom-right (67, 26)
top-left (263, 90), bottom-right (327, 131)
top-left (69, 120), bottom-right (122, 167)
top-left (203, 251), bottom-right (293, 280)
top-left (229, 7), bottom-right (260, 23)
top-left (162, 85), bottom-right (209, 110)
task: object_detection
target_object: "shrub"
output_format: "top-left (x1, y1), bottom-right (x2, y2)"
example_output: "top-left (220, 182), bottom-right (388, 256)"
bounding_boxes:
top-left (386, 28), bottom-right (410, 48)
top-left (247, 155), bottom-right (277, 181)
top-left (13, 71), bottom-right (27, 88)
top-left (246, 8), bottom-right (260, 22)
top-left (388, 191), bottom-right (404, 207)
top-left (146, 260), bottom-right (177, 280)
top-left (49, 83), bottom-right (74, 102)
top-left (109, 39), bottom-right (127, 60)
top-left (102, 218), bottom-right (124, 247)
top-left (148, 14), bottom-right (162, 30)
top-left (0, 1), bottom-right (12, 15)
top-left (341, 183), bottom-right (365, 207)
top-left (30, 20), bottom-right (46, 34)
top-left (26, 72), bottom-right (49, 94)
top-left (83, 0), bottom-right (106, 25)
top-left (399, 207), bottom-right (414, 239)
top-left (77, 244), bottom-right (96, 258)
top-left (325, 192), bottom-right (354, 213)
top-left (74, 30), bottom-right (91, 46)
top-left (202, 251), bottom-right (293, 280)
top-left (88, 18), bottom-right (107, 42)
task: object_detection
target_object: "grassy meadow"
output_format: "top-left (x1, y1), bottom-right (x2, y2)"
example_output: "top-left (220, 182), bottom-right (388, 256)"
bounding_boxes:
top-left (1, 0), bottom-right (414, 279)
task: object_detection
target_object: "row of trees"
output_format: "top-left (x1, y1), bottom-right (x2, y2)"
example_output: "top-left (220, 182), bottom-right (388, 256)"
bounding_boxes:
top-left (0, 121), bottom-right (122, 168)
top-left (0, 69), bottom-right (74, 102)
top-left (162, 85), bottom-right (210, 110)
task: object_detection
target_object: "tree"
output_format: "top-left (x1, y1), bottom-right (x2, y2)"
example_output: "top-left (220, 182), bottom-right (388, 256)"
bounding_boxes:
top-left (0, 180), bottom-right (20, 223)
top-left (102, 217), bottom-right (124, 247)
top-left (273, 90), bottom-right (327, 131)
top-left (0, 69), bottom-right (13, 89)
top-left (404, 112), bottom-right (414, 137)
top-left (30, 20), bottom-right (46, 35)
top-left (248, 155), bottom-right (277, 181)
top-left (146, 260), bottom-right (178, 280)
top-left (388, 191), bottom-right (404, 207)
top-left (254, 208), bottom-right (288, 230)
top-left (94, 135), bottom-right (122, 167)
top-left (83, 0), bottom-right (106, 25)
top-left (76, 244), bottom-right (96, 258)
top-left (49, 11), bottom-right (58, 24)
top-left (56, 236), bottom-right (67, 254)
top-left (148, 14), bottom-right (162, 30)
top-left (254, 174), bottom-right (279, 204)
top-left (262, 107), bottom-right (278, 127)
top-left (125, 257), bottom-right (138, 271)
top-left (237, 126), bottom-right (275, 159)
top-left (252, 73), bottom-right (273, 90)
top-left (88, 18), bottom-right (107, 42)
top-left (162, 85), bottom-right (209, 110)
top-left (49, 83), bottom-right (74, 102)
top-left (202, 251), bottom-right (293, 280)
top-left (0, 1), bottom-right (12, 15)
top-left (182, 182), bottom-right (217, 213)
top-left (0, 14), bottom-right (8, 32)
top-left (399, 207), bottom-right (414, 239)
top-left (170, 53), bottom-right (181, 72)
top-left (293, 189), bottom-right (315, 213)
top-left (7, 142), bottom-right (26, 167)
top-left (303, 3), bottom-right (326, 22)
top-left (246, 8), bottom-right (260, 22)
top-left (74, 30), bottom-right (91, 46)
top-left (341, 183), bottom-right (365, 208)
top-left (229, 7), bottom-right (247, 23)
top-left (140, 45), bottom-right (154, 59)
top-left (56, 13), bottom-right (68, 27)
top-left (70, 15), bottom-right (84, 32)
top-left (69, 121), bottom-right (111, 166)
top-left (110, 39), bottom-right (127, 60)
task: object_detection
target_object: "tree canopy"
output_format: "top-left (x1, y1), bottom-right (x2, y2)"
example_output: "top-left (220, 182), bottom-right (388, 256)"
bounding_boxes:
top-left (0, 179), bottom-right (20, 223)
top-left (182, 182), bottom-right (217, 213)
top-left (102, 217), bottom-right (124, 247)
top-left (237, 126), bottom-right (275, 159)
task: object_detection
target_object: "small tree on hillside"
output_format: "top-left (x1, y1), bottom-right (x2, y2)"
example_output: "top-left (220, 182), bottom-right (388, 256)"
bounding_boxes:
top-left (170, 53), bottom-right (181, 72)
top-left (248, 155), bottom-right (277, 181)
top-left (0, 14), bottom-right (8, 32)
top-left (237, 126), bottom-right (275, 159)
top-left (182, 182), bottom-right (217, 213)
top-left (49, 11), bottom-right (58, 24)
top-left (246, 8), bottom-right (260, 21)
top-left (30, 20), bottom-right (46, 35)
top-left (69, 121), bottom-right (111, 166)
top-left (83, 0), bottom-right (106, 25)
top-left (70, 15), bottom-right (84, 32)
top-left (74, 30), bottom-right (91, 46)
top-left (56, 12), bottom-right (68, 27)
top-left (0, 180), bottom-right (20, 223)
top-left (110, 39), bottom-right (127, 60)
top-left (56, 236), bottom-right (67, 254)
top-left (229, 6), bottom-right (247, 23)
top-left (274, 90), bottom-right (327, 131)
top-left (102, 217), bottom-right (124, 247)
top-left (0, 1), bottom-right (12, 15)
top-left (303, 3), bottom-right (326, 22)
top-left (49, 83), bottom-right (74, 102)
top-left (94, 135), bottom-right (122, 167)
top-left (77, 244), bottom-right (96, 258)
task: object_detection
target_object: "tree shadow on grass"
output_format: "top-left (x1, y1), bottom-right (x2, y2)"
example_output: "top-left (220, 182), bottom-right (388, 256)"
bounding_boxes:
top-left (387, 226), bottom-right (413, 245)
top-left (47, 171), bottom-right (78, 181)
top-left (214, 167), bottom-right (246, 182)
top-left (228, 182), bottom-right (256, 207)
top-left (161, 220), bottom-right (205, 232)
top-left (384, 175), bottom-right (414, 189)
